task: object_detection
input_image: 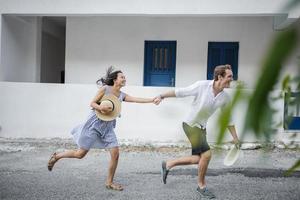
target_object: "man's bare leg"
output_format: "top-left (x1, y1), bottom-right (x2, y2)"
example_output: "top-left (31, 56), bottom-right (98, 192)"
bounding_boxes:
top-left (198, 150), bottom-right (212, 188)
top-left (166, 155), bottom-right (200, 170)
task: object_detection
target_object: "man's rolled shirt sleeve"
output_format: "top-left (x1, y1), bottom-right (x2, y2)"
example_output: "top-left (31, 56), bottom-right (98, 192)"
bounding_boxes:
top-left (175, 81), bottom-right (201, 98)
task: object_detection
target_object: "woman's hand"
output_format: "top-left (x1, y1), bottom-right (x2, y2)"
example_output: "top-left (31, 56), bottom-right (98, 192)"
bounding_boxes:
top-left (153, 96), bottom-right (163, 105)
top-left (98, 103), bottom-right (113, 114)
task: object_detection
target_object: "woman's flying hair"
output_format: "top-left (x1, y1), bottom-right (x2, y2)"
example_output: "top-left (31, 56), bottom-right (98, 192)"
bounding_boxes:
top-left (96, 66), bottom-right (122, 86)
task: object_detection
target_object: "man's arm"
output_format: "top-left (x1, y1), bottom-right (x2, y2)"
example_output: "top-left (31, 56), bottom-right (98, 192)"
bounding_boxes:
top-left (159, 90), bottom-right (176, 99)
top-left (153, 90), bottom-right (175, 104)
top-left (227, 125), bottom-right (241, 148)
top-left (156, 81), bottom-right (202, 102)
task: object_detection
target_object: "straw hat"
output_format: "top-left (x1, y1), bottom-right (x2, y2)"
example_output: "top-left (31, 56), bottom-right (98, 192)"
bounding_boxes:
top-left (95, 95), bottom-right (121, 121)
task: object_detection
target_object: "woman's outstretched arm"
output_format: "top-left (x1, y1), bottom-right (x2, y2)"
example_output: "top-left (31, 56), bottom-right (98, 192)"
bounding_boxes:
top-left (124, 94), bottom-right (158, 104)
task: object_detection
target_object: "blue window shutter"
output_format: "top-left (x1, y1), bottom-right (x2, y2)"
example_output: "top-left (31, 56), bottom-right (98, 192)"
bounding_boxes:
top-left (284, 92), bottom-right (300, 130)
top-left (144, 41), bottom-right (176, 86)
top-left (207, 42), bottom-right (239, 80)
top-left (207, 43), bottom-right (222, 80)
top-left (224, 43), bottom-right (239, 80)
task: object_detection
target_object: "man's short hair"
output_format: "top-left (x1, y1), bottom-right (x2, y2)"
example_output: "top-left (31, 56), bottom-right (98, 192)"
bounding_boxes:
top-left (213, 64), bottom-right (232, 81)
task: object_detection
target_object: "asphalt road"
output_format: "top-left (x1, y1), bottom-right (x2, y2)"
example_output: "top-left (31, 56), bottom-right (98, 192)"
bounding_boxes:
top-left (0, 139), bottom-right (299, 200)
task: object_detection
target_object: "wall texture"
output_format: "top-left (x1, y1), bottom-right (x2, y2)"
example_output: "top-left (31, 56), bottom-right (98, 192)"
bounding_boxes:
top-left (1, 82), bottom-right (298, 144)
top-left (1, 16), bottom-right (40, 82)
top-left (65, 16), bottom-right (275, 88)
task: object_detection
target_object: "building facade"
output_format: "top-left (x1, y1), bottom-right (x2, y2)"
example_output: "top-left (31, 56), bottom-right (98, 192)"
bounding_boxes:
top-left (0, 0), bottom-right (299, 144)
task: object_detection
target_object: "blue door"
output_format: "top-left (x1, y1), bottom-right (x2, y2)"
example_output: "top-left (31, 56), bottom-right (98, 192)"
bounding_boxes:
top-left (207, 42), bottom-right (239, 80)
top-left (144, 41), bottom-right (176, 86)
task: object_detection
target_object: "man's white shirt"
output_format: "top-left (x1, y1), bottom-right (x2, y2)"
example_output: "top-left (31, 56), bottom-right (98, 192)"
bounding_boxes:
top-left (175, 80), bottom-right (233, 129)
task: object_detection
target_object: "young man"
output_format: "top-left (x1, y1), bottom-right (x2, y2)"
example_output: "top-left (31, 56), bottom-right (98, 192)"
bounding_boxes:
top-left (155, 64), bottom-right (240, 199)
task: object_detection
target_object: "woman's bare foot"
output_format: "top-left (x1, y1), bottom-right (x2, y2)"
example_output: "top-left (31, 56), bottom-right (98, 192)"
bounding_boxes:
top-left (105, 182), bottom-right (124, 191)
top-left (47, 152), bottom-right (58, 171)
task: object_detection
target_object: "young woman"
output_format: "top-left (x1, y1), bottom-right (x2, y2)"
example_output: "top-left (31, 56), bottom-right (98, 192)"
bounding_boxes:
top-left (47, 66), bottom-right (159, 191)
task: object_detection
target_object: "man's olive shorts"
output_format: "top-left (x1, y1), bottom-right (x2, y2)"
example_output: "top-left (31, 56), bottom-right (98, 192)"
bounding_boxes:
top-left (182, 122), bottom-right (210, 155)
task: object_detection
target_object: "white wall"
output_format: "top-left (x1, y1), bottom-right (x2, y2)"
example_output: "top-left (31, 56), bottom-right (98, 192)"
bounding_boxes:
top-left (0, 15), bottom-right (3, 81)
top-left (1, 0), bottom-right (299, 83)
top-left (1, 16), bottom-right (41, 82)
top-left (281, 20), bottom-right (300, 86)
top-left (1, 82), bottom-right (299, 143)
top-left (0, 0), bottom-right (290, 15)
top-left (65, 16), bottom-right (275, 88)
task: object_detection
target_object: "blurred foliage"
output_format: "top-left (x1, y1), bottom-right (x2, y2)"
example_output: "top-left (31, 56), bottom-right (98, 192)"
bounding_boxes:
top-left (282, 75), bottom-right (300, 129)
top-left (217, 0), bottom-right (300, 174)
top-left (244, 28), bottom-right (297, 138)
top-left (216, 85), bottom-right (245, 144)
top-left (283, 0), bottom-right (300, 11)
top-left (285, 159), bottom-right (300, 176)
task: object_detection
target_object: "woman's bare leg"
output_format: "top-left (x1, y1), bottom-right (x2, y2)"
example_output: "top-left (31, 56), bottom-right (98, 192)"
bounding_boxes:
top-left (105, 147), bottom-right (123, 190)
top-left (48, 148), bottom-right (89, 171)
top-left (55, 148), bottom-right (88, 160)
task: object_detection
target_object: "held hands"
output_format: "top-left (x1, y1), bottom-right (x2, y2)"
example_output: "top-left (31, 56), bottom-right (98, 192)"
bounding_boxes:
top-left (152, 95), bottom-right (163, 105)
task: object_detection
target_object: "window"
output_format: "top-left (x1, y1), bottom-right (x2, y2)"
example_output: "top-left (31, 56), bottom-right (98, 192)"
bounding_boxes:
top-left (207, 42), bottom-right (239, 80)
top-left (284, 92), bottom-right (300, 130)
top-left (144, 41), bottom-right (176, 86)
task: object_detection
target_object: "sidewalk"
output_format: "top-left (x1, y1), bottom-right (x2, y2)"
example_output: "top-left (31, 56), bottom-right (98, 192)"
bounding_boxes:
top-left (0, 138), bottom-right (299, 200)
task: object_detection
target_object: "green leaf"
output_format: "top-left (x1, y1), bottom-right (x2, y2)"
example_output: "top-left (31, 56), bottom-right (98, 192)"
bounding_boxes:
top-left (281, 75), bottom-right (290, 91)
top-left (244, 28), bottom-right (298, 138)
top-left (283, 0), bottom-right (300, 12)
top-left (216, 86), bottom-right (243, 144)
top-left (285, 159), bottom-right (300, 176)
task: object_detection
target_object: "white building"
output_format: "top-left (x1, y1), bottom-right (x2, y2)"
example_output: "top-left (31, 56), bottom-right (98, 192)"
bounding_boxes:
top-left (0, 0), bottom-right (299, 144)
